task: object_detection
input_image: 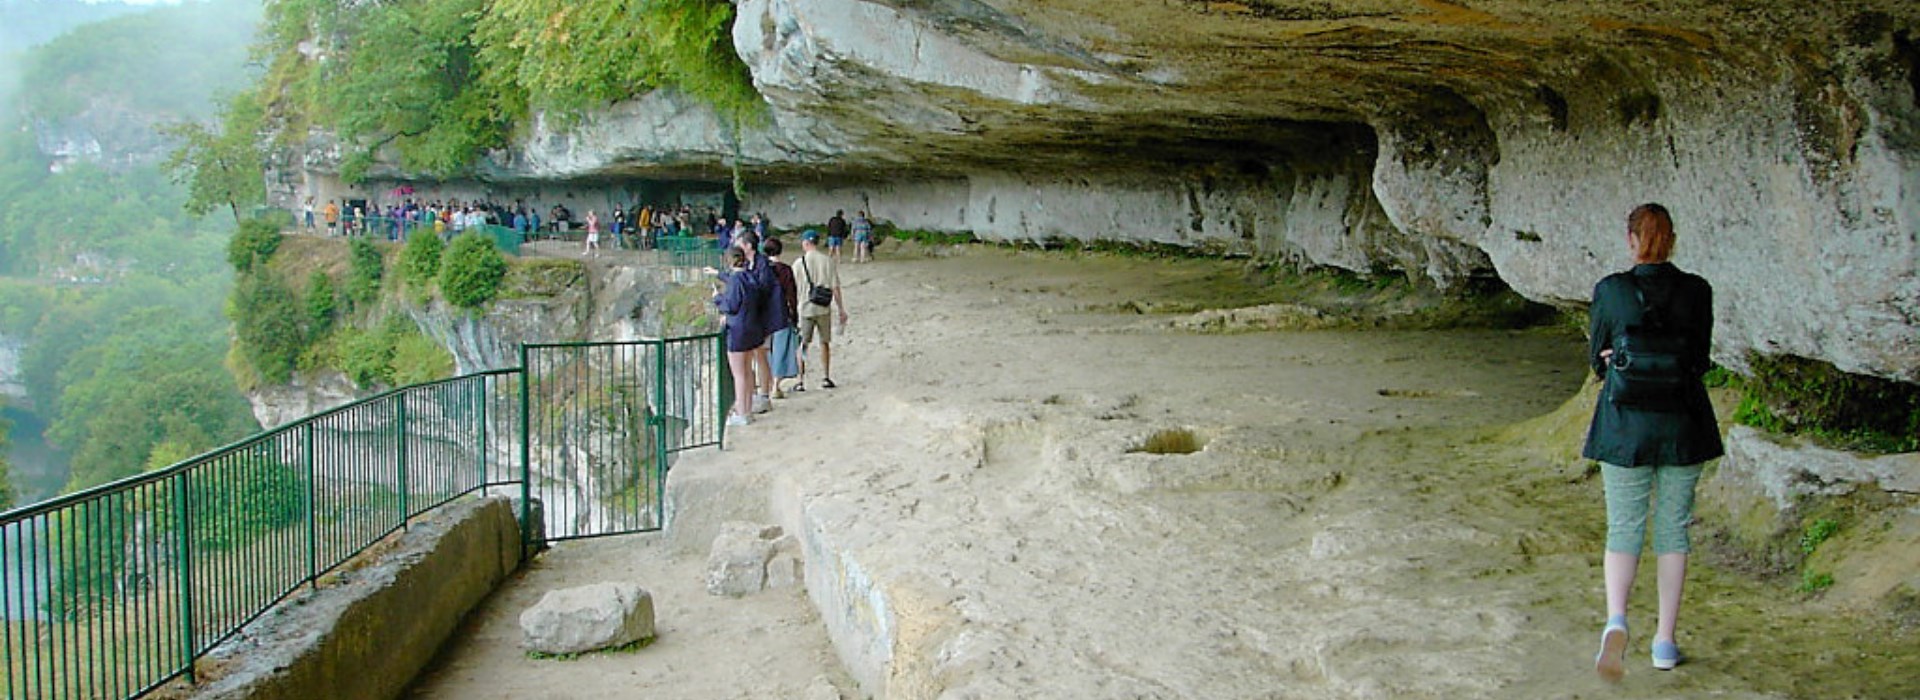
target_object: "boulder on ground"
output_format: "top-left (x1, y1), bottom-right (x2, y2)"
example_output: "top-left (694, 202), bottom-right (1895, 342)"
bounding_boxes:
top-left (707, 522), bottom-right (788, 596)
top-left (519, 582), bottom-right (655, 655)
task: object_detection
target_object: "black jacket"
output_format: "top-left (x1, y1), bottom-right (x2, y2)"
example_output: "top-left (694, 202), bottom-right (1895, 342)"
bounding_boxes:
top-left (1580, 262), bottom-right (1725, 467)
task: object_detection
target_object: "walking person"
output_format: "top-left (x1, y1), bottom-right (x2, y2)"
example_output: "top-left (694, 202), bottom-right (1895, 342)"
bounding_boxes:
top-left (826, 209), bottom-right (849, 263)
top-left (323, 199), bottom-right (340, 236)
top-left (1584, 203), bottom-right (1724, 682)
top-left (303, 197), bottom-right (316, 231)
top-left (764, 237), bottom-right (801, 398)
top-left (744, 230), bottom-right (784, 414)
top-left (710, 244), bottom-right (767, 427)
top-left (852, 210), bottom-right (874, 263)
top-left (584, 210), bottom-right (601, 257)
top-left (793, 230), bottom-right (849, 391)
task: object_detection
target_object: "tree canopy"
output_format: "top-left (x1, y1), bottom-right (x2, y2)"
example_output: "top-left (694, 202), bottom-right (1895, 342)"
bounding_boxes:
top-left (249, 0), bottom-right (763, 181)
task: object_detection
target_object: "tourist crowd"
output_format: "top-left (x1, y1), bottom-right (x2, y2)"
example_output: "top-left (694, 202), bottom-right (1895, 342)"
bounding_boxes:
top-left (709, 225), bottom-right (850, 427)
top-left (302, 196), bottom-right (801, 254)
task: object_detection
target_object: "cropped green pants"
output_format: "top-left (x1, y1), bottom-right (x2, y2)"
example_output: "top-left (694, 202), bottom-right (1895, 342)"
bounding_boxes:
top-left (1602, 462), bottom-right (1704, 555)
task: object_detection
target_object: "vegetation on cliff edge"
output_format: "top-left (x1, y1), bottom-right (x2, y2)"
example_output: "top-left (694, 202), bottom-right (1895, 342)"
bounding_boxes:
top-left (236, 0), bottom-right (762, 182)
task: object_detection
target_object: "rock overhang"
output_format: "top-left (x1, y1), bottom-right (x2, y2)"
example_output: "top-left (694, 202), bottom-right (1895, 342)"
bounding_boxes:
top-left (307, 0), bottom-right (1918, 383)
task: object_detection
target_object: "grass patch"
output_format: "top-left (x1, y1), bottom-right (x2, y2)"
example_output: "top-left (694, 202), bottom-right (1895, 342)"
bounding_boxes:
top-left (1730, 353), bottom-right (1919, 454)
top-left (1798, 569), bottom-right (1836, 593)
top-left (501, 257), bottom-right (586, 299)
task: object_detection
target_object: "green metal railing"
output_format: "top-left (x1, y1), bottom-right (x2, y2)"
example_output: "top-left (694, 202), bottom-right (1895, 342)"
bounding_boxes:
top-left (656, 235), bottom-right (722, 271)
top-left (0, 333), bottom-right (722, 699)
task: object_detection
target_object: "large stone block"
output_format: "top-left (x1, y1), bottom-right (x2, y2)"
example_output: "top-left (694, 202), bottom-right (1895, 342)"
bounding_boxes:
top-left (706, 522), bottom-right (785, 597)
top-left (519, 582), bottom-right (657, 656)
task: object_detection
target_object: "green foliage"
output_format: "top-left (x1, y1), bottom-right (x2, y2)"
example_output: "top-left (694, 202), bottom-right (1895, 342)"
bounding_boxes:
top-left (389, 322), bottom-right (455, 385)
top-left (251, 0), bottom-right (763, 179)
top-left (0, 129), bottom-right (231, 277)
top-left (16, 0), bottom-right (259, 121)
top-left (321, 0), bottom-right (509, 180)
top-left (880, 227), bottom-right (980, 246)
top-left (185, 447), bottom-right (307, 551)
top-left (337, 325), bottom-right (398, 387)
top-left (162, 89), bottom-right (269, 222)
top-left (44, 507), bottom-right (129, 620)
top-left (1800, 518), bottom-right (1841, 555)
top-left (305, 270), bottom-right (338, 336)
top-left (476, 0), bottom-right (761, 122)
top-left (499, 257), bottom-right (584, 299)
top-left (0, 0), bottom-right (262, 502)
top-left (401, 230), bottom-right (446, 290)
top-left (1731, 354), bottom-right (1920, 454)
top-left (346, 237), bottom-right (386, 309)
top-left (28, 291), bottom-right (255, 491)
top-left (229, 272), bottom-right (307, 387)
top-left (438, 232), bottom-right (507, 309)
top-left (1701, 364), bottom-right (1736, 389)
top-left (335, 315), bottom-right (452, 388)
top-left (228, 217), bottom-right (285, 273)
top-left (1798, 569), bottom-right (1836, 594)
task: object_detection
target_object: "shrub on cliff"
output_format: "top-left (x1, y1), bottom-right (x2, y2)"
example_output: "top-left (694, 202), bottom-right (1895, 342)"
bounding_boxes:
top-left (305, 270), bottom-right (338, 336)
top-left (226, 217), bottom-right (282, 273)
top-left (438, 232), bottom-right (506, 309)
top-left (400, 230), bottom-right (444, 291)
top-left (229, 271), bottom-right (305, 384)
top-left (336, 315), bottom-right (452, 388)
top-left (345, 237), bottom-right (385, 309)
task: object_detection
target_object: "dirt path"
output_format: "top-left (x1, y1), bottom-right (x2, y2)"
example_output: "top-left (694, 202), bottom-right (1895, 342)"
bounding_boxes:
top-left (411, 244), bottom-right (1916, 699)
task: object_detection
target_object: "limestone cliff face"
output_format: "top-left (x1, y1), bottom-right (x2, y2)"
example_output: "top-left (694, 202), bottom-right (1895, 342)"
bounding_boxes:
top-left (324, 0), bottom-right (1917, 383)
top-left (245, 256), bottom-right (671, 427)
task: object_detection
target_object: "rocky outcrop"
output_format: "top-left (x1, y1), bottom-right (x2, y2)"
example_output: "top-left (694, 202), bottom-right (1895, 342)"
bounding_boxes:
top-left (296, 1), bottom-right (1919, 385)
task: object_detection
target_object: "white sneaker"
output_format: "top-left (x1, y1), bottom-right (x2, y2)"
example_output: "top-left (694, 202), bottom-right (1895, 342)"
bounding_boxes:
top-left (752, 394), bottom-right (771, 414)
top-left (726, 413), bottom-right (750, 427)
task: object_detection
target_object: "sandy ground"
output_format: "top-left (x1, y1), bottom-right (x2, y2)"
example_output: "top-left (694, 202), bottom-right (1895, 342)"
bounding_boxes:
top-left (411, 243), bottom-right (1916, 699)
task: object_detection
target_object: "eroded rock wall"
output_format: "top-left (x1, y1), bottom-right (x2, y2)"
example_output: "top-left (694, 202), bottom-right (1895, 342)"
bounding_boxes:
top-left (292, 0), bottom-right (1920, 383)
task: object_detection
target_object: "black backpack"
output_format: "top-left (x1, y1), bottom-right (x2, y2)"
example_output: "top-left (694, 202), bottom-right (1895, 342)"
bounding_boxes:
top-left (1605, 276), bottom-right (1690, 412)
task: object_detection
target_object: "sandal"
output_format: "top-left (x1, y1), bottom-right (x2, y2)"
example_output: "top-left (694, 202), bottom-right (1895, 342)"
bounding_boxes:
top-left (822, 378), bottom-right (837, 389)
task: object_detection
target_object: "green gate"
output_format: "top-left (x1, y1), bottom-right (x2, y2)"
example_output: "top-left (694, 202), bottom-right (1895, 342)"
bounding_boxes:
top-left (519, 335), bottom-right (727, 540)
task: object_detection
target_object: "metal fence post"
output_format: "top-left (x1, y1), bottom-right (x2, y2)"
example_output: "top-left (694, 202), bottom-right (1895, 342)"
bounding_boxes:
top-left (304, 423), bottom-right (317, 590)
top-left (173, 473), bottom-right (195, 683)
top-left (653, 341), bottom-right (670, 529)
top-left (477, 376), bottom-right (489, 489)
top-left (518, 346), bottom-right (533, 561)
top-left (396, 394), bottom-right (410, 528)
top-left (717, 333), bottom-right (729, 449)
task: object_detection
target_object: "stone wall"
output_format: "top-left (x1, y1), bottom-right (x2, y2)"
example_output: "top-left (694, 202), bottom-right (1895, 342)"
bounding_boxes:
top-left (168, 496), bottom-right (524, 700)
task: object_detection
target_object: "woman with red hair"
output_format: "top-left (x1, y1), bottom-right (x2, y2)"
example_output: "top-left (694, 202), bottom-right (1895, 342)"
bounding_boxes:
top-left (1583, 203), bottom-right (1724, 681)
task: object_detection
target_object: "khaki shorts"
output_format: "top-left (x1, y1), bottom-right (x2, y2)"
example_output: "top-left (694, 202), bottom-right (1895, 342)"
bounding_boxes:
top-left (798, 313), bottom-right (833, 347)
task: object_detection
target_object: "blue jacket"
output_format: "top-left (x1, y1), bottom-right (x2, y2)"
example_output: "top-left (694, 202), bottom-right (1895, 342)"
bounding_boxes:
top-left (714, 253), bottom-right (781, 350)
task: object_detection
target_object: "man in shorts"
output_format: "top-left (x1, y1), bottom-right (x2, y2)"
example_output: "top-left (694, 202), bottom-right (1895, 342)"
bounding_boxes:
top-left (794, 229), bottom-right (848, 390)
top-left (826, 209), bottom-right (849, 263)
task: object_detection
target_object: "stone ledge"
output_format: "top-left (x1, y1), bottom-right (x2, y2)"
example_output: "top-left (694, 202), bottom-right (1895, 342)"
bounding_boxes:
top-left (159, 496), bottom-right (524, 700)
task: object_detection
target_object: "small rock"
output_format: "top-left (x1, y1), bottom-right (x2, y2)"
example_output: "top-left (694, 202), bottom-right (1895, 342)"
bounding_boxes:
top-left (519, 582), bottom-right (655, 655)
top-left (767, 552), bottom-right (804, 590)
top-left (707, 522), bottom-right (778, 596)
top-left (804, 674), bottom-right (841, 700)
